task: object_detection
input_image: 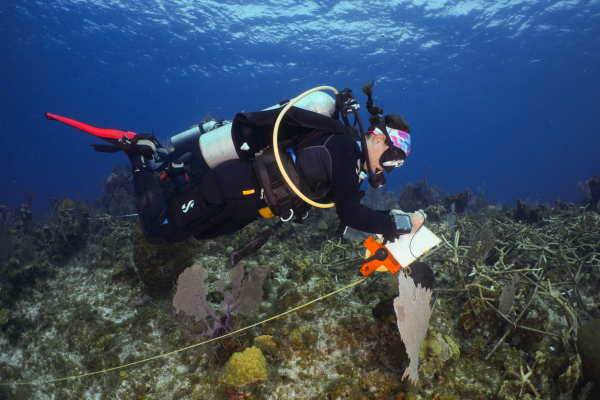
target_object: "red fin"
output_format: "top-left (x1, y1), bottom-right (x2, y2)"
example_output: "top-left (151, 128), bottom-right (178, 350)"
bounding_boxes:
top-left (45, 113), bottom-right (136, 139)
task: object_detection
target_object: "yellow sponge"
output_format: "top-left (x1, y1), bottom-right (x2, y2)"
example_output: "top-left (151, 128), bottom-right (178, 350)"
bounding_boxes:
top-left (223, 346), bottom-right (267, 387)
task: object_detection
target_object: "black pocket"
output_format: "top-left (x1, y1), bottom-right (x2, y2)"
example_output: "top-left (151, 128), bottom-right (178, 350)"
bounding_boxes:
top-left (253, 151), bottom-right (305, 216)
top-left (168, 171), bottom-right (224, 229)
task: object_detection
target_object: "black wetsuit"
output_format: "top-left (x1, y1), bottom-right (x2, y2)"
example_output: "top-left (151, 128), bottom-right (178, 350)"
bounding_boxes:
top-left (297, 134), bottom-right (396, 234)
top-left (130, 133), bottom-right (397, 246)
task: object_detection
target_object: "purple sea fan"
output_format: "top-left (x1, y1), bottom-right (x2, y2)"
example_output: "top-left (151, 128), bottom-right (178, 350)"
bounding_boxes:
top-left (169, 263), bottom-right (269, 341)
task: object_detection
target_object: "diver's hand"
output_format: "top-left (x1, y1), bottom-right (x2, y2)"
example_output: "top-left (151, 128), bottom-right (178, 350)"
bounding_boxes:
top-left (389, 209), bottom-right (426, 231)
top-left (410, 210), bottom-right (426, 233)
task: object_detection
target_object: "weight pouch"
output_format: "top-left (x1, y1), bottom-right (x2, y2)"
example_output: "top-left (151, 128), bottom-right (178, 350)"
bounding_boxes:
top-left (168, 170), bottom-right (225, 229)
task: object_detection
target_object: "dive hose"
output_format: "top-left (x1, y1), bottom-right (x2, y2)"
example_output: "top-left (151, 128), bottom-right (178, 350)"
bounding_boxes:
top-left (272, 86), bottom-right (338, 209)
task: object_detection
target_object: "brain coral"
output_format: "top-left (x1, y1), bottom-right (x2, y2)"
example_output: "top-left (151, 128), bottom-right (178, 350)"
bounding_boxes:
top-left (223, 346), bottom-right (267, 387)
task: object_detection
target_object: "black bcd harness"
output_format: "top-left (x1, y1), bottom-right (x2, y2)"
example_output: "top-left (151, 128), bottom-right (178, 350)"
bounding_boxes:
top-left (230, 102), bottom-right (361, 222)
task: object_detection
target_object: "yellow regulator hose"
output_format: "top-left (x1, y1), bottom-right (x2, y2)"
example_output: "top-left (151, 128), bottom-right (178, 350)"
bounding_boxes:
top-left (273, 86), bottom-right (338, 209)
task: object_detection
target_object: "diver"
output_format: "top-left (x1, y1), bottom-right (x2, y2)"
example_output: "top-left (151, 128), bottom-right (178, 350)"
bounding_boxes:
top-left (46, 82), bottom-right (426, 259)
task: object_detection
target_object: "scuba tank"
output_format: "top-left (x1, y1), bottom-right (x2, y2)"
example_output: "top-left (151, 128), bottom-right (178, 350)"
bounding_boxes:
top-left (168, 91), bottom-right (336, 169)
top-left (171, 120), bottom-right (217, 149)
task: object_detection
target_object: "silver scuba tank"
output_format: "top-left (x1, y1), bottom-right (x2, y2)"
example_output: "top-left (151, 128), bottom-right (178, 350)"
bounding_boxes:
top-left (169, 91), bottom-right (336, 169)
top-left (170, 120), bottom-right (217, 149)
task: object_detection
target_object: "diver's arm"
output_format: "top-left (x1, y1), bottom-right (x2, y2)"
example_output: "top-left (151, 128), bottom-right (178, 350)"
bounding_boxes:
top-left (327, 135), bottom-right (396, 235)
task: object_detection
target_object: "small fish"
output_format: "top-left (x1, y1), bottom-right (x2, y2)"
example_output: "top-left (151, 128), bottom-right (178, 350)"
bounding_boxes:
top-left (217, 107), bottom-right (221, 109)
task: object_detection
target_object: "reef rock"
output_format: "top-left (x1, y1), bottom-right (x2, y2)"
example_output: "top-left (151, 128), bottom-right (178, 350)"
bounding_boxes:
top-left (132, 221), bottom-right (197, 297)
top-left (576, 318), bottom-right (600, 397)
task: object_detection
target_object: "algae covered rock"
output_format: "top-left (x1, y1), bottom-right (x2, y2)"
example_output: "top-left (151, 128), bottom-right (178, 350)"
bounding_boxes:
top-left (444, 334), bottom-right (460, 361)
top-left (417, 330), bottom-right (456, 379)
top-left (0, 214), bottom-right (14, 264)
top-left (61, 198), bottom-right (75, 211)
top-left (49, 199), bottom-right (87, 259)
top-left (559, 355), bottom-right (581, 385)
top-left (289, 325), bottom-right (318, 349)
top-left (0, 308), bottom-right (9, 325)
top-left (576, 318), bottom-right (600, 396)
top-left (292, 255), bottom-right (310, 272)
top-left (254, 335), bottom-right (276, 353)
top-left (419, 330), bottom-right (441, 359)
top-left (222, 346), bottom-right (267, 387)
top-left (513, 199), bottom-right (540, 224)
top-left (133, 221), bottom-right (197, 297)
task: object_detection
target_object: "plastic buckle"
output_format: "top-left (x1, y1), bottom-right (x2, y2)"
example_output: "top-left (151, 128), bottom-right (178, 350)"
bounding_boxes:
top-left (280, 209), bottom-right (294, 222)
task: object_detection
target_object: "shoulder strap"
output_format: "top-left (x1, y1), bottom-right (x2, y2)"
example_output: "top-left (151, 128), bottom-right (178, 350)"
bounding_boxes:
top-left (231, 106), bottom-right (354, 157)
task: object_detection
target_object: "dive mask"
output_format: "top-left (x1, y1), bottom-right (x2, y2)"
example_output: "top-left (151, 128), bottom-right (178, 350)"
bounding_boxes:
top-left (369, 127), bottom-right (410, 173)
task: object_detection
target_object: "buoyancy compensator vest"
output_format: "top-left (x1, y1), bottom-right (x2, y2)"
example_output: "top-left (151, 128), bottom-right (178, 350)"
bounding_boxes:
top-left (231, 97), bottom-right (359, 220)
top-left (227, 86), bottom-right (371, 266)
top-left (168, 87), bottom-right (366, 223)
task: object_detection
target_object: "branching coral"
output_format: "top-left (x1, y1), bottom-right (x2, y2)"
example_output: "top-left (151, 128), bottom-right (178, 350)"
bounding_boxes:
top-left (501, 351), bottom-right (544, 399)
top-left (425, 203), bottom-right (598, 396)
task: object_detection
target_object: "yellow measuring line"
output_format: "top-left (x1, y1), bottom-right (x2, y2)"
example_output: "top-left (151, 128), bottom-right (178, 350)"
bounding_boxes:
top-left (1, 276), bottom-right (367, 386)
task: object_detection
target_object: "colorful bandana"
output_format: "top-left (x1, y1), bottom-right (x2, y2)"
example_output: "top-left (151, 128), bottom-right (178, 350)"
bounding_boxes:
top-left (369, 127), bottom-right (411, 157)
top-left (386, 127), bottom-right (411, 156)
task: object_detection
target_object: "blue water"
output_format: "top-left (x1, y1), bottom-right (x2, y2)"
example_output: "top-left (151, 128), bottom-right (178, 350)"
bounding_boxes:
top-left (1, 0), bottom-right (599, 213)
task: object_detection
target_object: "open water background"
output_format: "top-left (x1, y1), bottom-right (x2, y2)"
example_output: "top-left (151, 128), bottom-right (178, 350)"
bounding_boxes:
top-left (1, 0), bottom-right (599, 212)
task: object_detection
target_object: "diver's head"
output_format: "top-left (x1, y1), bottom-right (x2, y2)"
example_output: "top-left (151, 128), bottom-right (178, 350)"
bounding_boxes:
top-left (362, 80), bottom-right (411, 174)
top-left (365, 130), bottom-right (389, 174)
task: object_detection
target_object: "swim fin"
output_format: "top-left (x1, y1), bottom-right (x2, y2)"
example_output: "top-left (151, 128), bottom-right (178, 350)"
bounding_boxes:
top-left (45, 113), bottom-right (137, 140)
top-left (46, 112), bottom-right (158, 157)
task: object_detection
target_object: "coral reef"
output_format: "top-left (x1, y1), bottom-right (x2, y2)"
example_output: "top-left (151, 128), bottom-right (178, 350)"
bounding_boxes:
top-left (513, 198), bottom-right (541, 223)
top-left (132, 221), bottom-right (197, 297)
top-left (362, 186), bottom-right (399, 211)
top-left (442, 188), bottom-right (473, 214)
top-left (0, 170), bottom-right (599, 400)
top-left (89, 162), bottom-right (135, 217)
top-left (577, 175), bottom-right (600, 213)
top-left (0, 210), bottom-right (14, 264)
top-left (396, 168), bottom-right (441, 211)
top-left (50, 198), bottom-right (89, 259)
top-left (576, 318), bottom-right (600, 398)
top-left (469, 192), bottom-right (492, 215)
top-left (253, 335), bottom-right (276, 353)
